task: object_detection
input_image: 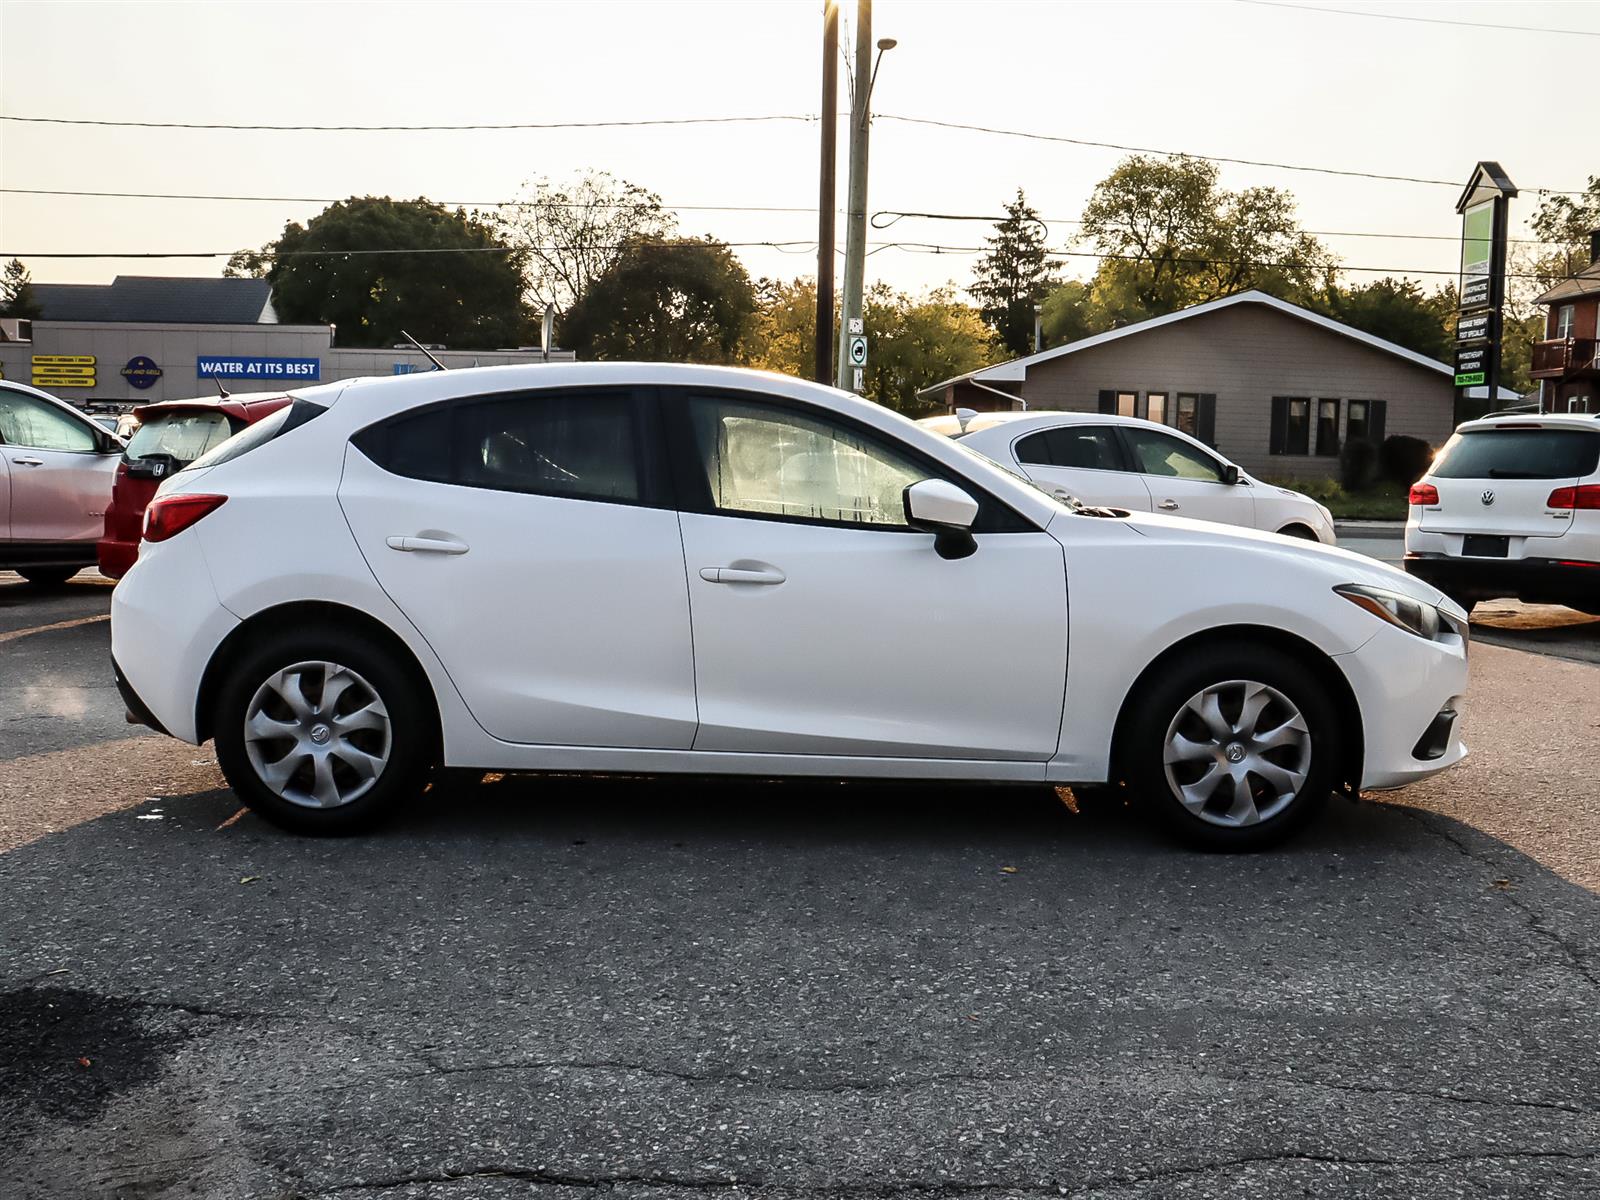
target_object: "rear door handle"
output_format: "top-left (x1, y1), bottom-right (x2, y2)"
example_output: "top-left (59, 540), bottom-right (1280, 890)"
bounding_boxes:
top-left (386, 535), bottom-right (469, 555)
top-left (700, 566), bottom-right (785, 585)
top-left (12, 457), bottom-right (44, 467)
top-left (1158, 499), bottom-right (1180, 511)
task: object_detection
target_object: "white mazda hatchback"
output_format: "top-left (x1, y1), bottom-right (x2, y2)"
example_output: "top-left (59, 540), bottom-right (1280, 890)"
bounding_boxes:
top-left (112, 364), bottom-right (1468, 849)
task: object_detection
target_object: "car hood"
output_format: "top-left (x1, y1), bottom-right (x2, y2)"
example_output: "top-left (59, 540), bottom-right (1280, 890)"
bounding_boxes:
top-left (1115, 510), bottom-right (1453, 608)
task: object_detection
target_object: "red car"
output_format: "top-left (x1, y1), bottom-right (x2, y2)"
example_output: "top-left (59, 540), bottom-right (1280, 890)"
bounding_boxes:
top-left (98, 393), bottom-right (292, 579)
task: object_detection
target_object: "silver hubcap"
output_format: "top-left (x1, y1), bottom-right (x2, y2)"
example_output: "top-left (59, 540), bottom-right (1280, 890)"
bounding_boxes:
top-left (243, 661), bottom-right (392, 809)
top-left (1162, 680), bottom-right (1312, 828)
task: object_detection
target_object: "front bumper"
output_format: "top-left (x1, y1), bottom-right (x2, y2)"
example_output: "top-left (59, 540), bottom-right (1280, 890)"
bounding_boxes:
top-left (1404, 552), bottom-right (1600, 605)
top-left (1334, 621), bottom-right (1470, 791)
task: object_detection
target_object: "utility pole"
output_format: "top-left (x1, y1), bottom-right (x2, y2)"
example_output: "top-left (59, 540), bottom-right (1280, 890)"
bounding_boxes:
top-left (814, 1), bottom-right (838, 386)
top-left (836, 2), bottom-right (893, 392)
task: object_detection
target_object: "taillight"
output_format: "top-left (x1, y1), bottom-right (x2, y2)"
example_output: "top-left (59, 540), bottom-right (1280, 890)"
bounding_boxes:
top-left (1408, 482), bottom-right (1440, 506)
top-left (143, 493), bottom-right (227, 542)
top-left (1547, 484), bottom-right (1600, 510)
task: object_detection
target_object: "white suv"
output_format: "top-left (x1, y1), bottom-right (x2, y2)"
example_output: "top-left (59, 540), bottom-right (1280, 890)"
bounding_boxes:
top-left (1404, 413), bottom-right (1600, 614)
top-left (920, 410), bottom-right (1336, 543)
top-left (111, 364), bottom-right (1468, 849)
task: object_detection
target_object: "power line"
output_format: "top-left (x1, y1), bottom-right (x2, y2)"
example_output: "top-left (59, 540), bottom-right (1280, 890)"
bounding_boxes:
top-left (1236, 0), bottom-right (1600, 38)
top-left (0, 113), bottom-right (814, 133)
top-left (0, 187), bottom-right (818, 214)
top-left (0, 239), bottom-right (1577, 281)
top-left (870, 209), bottom-right (1567, 246)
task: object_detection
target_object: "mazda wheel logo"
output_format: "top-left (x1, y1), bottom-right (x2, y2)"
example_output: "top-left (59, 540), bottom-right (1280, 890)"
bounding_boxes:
top-left (1481, 490), bottom-right (1495, 506)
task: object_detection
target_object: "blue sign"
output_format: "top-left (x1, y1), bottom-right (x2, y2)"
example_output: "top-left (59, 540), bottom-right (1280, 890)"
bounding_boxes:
top-left (197, 356), bottom-right (320, 381)
top-left (393, 362), bottom-right (419, 375)
top-left (121, 355), bottom-right (163, 390)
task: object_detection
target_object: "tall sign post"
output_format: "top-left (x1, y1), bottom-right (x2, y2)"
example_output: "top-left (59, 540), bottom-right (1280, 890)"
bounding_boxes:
top-left (1453, 162), bottom-right (1517, 418)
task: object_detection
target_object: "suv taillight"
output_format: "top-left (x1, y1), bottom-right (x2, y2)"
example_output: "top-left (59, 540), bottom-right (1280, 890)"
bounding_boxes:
top-left (143, 493), bottom-right (227, 542)
top-left (1547, 485), bottom-right (1600, 510)
top-left (1408, 482), bottom-right (1440, 506)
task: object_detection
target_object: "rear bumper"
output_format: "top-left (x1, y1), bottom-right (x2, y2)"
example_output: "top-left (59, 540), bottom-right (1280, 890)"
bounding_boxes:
top-left (113, 656), bottom-right (169, 736)
top-left (1404, 552), bottom-right (1600, 604)
top-left (97, 537), bottom-right (137, 580)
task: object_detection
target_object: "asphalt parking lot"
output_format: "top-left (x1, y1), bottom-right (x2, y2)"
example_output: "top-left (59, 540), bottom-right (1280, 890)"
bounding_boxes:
top-left (2, 570), bottom-right (1598, 1199)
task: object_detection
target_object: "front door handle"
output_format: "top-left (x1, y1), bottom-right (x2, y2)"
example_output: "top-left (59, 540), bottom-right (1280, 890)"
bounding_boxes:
top-left (700, 566), bottom-right (785, 585)
top-left (386, 535), bottom-right (469, 555)
top-left (1158, 499), bottom-right (1180, 511)
top-left (12, 456), bottom-right (44, 467)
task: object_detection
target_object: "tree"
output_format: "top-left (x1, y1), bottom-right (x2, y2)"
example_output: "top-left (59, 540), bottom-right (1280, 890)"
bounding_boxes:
top-left (1077, 155), bottom-right (1332, 323)
top-left (561, 236), bottom-right (757, 363)
top-left (860, 284), bottom-right (1000, 417)
top-left (233, 198), bottom-right (526, 350)
top-left (1316, 277), bottom-right (1452, 362)
top-left (746, 277), bottom-right (830, 381)
top-left (970, 190), bottom-right (1056, 357)
top-left (1, 258), bottom-right (41, 319)
top-left (1038, 279), bottom-right (1100, 347)
top-left (1528, 174), bottom-right (1600, 280)
top-left (496, 171), bottom-right (675, 318)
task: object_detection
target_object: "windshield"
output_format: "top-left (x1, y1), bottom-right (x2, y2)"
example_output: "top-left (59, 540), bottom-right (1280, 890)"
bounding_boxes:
top-left (946, 439), bottom-right (1089, 511)
top-left (125, 410), bottom-right (236, 465)
top-left (1431, 428), bottom-right (1600, 480)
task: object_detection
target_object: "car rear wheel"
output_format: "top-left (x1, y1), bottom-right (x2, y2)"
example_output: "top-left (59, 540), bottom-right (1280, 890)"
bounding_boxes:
top-left (213, 628), bottom-right (434, 834)
top-left (1123, 643), bottom-right (1339, 850)
top-left (16, 566), bottom-right (81, 586)
top-left (1276, 524), bottom-right (1319, 541)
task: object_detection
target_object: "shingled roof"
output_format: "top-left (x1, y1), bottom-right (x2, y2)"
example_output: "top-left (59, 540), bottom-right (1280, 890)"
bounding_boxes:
top-left (32, 276), bottom-right (276, 325)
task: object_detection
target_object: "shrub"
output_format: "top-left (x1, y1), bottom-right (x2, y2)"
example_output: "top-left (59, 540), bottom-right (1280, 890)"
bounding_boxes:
top-left (1339, 438), bottom-right (1378, 491)
top-left (1379, 435), bottom-right (1434, 486)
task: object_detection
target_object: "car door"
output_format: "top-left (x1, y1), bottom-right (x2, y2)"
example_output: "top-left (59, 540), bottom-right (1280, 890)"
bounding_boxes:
top-left (0, 387), bottom-right (119, 543)
top-left (1117, 425), bottom-right (1256, 528)
top-left (1010, 425), bottom-right (1154, 511)
top-left (671, 390), bottom-right (1068, 761)
top-left (338, 385), bottom-right (698, 750)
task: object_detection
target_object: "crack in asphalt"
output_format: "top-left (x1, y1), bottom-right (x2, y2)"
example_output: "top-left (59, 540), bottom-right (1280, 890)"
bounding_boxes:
top-left (376, 1056), bottom-right (1594, 1117)
top-left (300, 1149), bottom-right (1600, 1198)
top-left (1397, 807), bottom-right (1600, 994)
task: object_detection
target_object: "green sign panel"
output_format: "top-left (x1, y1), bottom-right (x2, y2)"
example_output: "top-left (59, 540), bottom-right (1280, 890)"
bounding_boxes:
top-left (1454, 371), bottom-right (1486, 387)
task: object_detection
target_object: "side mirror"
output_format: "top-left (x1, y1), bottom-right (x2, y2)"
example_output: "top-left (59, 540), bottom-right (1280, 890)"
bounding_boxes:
top-left (1221, 463), bottom-right (1241, 486)
top-left (904, 478), bottom-right (979, 560)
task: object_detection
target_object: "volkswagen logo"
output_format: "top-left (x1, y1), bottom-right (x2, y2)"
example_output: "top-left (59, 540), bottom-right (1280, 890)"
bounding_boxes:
top-left (1481, 490), bottom-right (1495, 506)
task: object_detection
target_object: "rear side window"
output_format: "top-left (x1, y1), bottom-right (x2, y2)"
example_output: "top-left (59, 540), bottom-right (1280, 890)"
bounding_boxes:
top-left (1016, 426), bottom-right (1125, 470)
top-left (185, 399), bottom-right (325, 472)
top-left (126, 410), bottom-right (236, 465)
top-left (1431, 429), bottom-right (1600, 480)
top-left (353, 389), bottom-right (642, 503)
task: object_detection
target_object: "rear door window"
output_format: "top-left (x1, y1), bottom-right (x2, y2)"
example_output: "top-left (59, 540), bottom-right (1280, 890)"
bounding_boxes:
top-left (126, 410), bottom-right (237, 466)
top-left (1431, 429), bottom-right (1600, 479)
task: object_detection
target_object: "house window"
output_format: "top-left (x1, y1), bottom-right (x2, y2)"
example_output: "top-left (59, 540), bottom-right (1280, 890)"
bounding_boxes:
top-left (1116, 392), bottom-right (1137, 418)
top-left (1174, 394), bottom-right (1199, 436)
top-left (1271, 397), bottom-right (1311, 455)
top-left (1145, 392), bottom-right (1167, 425)
top-left (1316, 399), bottom-right (1341, 457)
top-left (1348, 399), bottom-right (1369, 443)
top-left (1555, 305), bottom-right (1575, 340)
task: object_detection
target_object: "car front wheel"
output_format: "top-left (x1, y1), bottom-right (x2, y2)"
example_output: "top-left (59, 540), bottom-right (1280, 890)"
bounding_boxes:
top-left (213, 628), bottom-right (434, 834)
top-left (1123, 643), bottom-right (1340, 850)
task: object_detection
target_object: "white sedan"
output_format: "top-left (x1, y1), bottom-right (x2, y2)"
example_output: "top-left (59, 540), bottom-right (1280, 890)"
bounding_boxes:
top-left (920, 409), bottom-right (1336, 543)
top-left (112, 364), bottom-right (1465, 850)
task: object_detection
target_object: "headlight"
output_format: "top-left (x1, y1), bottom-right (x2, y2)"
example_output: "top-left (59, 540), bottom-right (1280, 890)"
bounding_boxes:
top-left (1334, 583), bottom-right (1461, 644)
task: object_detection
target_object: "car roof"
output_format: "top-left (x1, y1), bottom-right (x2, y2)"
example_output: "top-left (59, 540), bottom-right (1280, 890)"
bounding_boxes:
top-left (1456, 412), bottom-right (1600, 433)
top-left (918, 409), bottom-right (1184, 438)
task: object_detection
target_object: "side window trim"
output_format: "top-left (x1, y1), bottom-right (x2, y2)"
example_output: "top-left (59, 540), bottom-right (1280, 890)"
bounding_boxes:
top-left (660, 386), bottom-right (1037, 534)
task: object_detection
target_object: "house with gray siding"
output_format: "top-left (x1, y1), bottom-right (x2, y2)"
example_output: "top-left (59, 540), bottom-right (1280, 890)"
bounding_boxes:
top-left (923, 290), bottom-right (1510, 480)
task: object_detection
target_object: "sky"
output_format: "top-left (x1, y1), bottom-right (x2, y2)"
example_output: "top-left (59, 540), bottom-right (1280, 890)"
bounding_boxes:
top-left (2, 0), bottom-right (1597, 300)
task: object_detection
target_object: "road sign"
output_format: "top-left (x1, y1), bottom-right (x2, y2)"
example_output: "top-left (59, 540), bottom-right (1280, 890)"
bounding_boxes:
top-left (853, 367), bottom-right (863, 390)
top-left (848, 336), bottom-right (867, 367)
top-left (848, 317), bottom-right (863, 334)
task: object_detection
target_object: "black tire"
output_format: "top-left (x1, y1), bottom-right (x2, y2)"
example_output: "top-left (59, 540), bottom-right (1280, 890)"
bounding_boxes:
top-left (213, 625), bottom-right (435, 834)
top-left (16, 566), bottom-right (80, 586)
top-left (1121, 642), bottom-right (1341, 851)
top-left (1276, 524), bottom-right (1319, 541)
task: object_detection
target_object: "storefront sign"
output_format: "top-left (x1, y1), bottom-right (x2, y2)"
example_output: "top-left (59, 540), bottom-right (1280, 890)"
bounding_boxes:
top-left (1456, 311), bottom-right (1492, 344)
top-left (121, 355), bottom-right (163, 389)
top-left (1460, 276), bottom-right (1491, 311)
top-left (32, 353), bottom-right (96, 388)
top-left (197, 356), bottom-right (320, 381)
